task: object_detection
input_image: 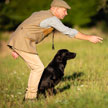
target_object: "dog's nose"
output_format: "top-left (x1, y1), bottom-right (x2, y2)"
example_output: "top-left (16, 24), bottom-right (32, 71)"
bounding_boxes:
top-left (73, 53), bottom-right (76, 57)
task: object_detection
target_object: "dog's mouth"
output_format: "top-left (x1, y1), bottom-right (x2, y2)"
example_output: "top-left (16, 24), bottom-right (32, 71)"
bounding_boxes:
top-left (66, 53), bottom-right (76, 60)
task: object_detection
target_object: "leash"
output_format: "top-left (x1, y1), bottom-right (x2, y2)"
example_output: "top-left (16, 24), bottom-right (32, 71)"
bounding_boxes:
top-left (52, 30), bottom-right (55, 50)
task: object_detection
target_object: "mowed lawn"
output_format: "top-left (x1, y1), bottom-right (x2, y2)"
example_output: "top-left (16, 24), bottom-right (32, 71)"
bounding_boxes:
top-left (0, 33), bottom-right (108, 108)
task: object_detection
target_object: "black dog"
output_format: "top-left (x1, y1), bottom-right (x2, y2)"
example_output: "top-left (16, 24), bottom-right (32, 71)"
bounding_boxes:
top-left (37, 49), bottom-right (76, 98)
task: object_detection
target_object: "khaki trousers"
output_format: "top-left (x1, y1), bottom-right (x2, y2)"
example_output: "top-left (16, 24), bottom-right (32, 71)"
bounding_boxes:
top-left (14, 49), bottom-right (44, 99)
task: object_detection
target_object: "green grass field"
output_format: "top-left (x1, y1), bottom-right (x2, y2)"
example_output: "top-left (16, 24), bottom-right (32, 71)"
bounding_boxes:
top-left (0, 32), bottom-right (108, 108)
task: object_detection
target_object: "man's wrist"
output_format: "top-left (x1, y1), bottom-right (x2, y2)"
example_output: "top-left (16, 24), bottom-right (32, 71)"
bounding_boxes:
top-left (75, 32), bottom-right (90, 41)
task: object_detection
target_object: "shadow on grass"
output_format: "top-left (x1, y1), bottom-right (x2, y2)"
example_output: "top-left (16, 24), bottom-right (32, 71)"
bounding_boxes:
top-left (57, 72), bottom-right (84, 93)
top-left (37, 72), bottom-right (84, 98)
top-left (62, 72), bottom-right (84, 81)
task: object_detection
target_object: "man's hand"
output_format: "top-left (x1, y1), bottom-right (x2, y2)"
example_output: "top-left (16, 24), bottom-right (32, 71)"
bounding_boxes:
top-left (88, 36), bottom-right (103, 43)
top-left (12, 51), bottom-right (19, 59)
top-left (75, 32), bottom-right (103, 43)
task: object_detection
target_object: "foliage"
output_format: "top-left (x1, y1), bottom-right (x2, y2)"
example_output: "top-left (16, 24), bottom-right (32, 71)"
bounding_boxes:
top-left (64, 0), bottom-right (107, 26)
top-left (0, 0), bottom-right (108, 31)
top-left (0, 0), bottom-right (52, 31)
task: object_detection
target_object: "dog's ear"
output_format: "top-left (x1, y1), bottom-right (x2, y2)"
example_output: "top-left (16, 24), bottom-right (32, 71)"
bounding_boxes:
top-left (56, 56), bottom-right (62, 62)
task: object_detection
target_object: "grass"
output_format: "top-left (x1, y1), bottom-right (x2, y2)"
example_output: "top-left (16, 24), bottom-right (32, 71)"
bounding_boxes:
top-left (0, 31), bottom-right (108, 108)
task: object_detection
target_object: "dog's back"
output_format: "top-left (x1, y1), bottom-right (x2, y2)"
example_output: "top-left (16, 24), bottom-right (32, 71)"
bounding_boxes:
top-left (38, 49), bottom-right (76, 95)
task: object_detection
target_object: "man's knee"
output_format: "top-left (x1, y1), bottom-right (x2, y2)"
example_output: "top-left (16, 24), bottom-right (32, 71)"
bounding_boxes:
top-left (39, 64), bottom-right (44, 72)
top-left (32, 63), bottom-right (44, 72)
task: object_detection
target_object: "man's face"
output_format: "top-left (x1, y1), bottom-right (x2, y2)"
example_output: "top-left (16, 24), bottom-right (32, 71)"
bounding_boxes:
top-left (52, 7), bottom-right (68, 19)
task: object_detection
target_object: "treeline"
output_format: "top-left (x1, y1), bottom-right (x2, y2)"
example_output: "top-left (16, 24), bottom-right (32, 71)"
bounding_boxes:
top-left (0, 0), bottom-right (108, 31)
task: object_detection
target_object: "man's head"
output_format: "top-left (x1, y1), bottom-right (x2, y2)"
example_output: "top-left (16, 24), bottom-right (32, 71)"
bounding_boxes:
top-left (50, 7), bottom-right (67, 19)
top-left (50, 0), bottom-right (71, 19)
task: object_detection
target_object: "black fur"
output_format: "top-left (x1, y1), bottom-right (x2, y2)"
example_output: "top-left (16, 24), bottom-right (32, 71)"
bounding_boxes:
top-left (37, 49), bottom-right (76, 98)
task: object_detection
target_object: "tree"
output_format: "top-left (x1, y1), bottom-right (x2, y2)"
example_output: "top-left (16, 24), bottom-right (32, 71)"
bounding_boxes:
top-left (0, 0), bottom-right (107, 31)
top-left (64, 0), bottom-right (107, 26)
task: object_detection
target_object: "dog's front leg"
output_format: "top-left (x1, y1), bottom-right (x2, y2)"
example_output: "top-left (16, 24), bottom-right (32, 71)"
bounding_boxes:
top-left (47, 88), bottom-right (54, 96)
top-left (47, 87), bottom-right (56, 96)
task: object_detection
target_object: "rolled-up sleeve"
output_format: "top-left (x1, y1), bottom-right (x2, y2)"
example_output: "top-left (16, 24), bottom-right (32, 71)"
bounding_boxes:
top-left (40, 16), bottom-right (78, 37)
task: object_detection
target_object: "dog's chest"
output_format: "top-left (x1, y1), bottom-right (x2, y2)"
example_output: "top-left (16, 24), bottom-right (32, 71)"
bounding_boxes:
top-left (58, 64), bottom-right (65, 72)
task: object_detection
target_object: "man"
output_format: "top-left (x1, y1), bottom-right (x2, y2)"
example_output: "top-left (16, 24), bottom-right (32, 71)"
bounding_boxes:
top-left (7, 0), bottom-right (103, 100)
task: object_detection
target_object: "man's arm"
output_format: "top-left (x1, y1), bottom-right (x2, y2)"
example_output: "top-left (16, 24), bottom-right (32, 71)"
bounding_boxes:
top-left (40, 16), bottom-right (103, 43)
top-left (75, 32), bottom-right (103, 43)
top-left (40, 16), bottom-right (78, 37)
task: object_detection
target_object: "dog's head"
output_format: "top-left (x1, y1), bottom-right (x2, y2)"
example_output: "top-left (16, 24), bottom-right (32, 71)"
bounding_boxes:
top-left (54, 49), bottom-right (76, 63)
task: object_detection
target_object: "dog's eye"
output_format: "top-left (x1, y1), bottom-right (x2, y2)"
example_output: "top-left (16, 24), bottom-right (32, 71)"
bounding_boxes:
top-left (62, 53), bottom-right (66, 56)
